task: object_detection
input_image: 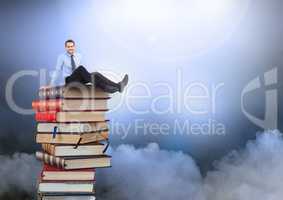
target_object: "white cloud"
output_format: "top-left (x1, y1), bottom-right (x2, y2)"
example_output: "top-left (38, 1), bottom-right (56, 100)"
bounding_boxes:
top-left (1, 130), bottom-right (283, 200)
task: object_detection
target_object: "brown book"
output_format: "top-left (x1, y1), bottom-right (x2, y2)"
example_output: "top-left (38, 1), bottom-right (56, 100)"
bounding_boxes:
top-left (38, 181), bottom-right (95, 194)
top-left (42, 143), bottom-right (106, 157)
top-left (36, 111), bottom-right (107, 123)
top-left (36, 131), bottom-right (109, 144)
top-left (39, 84), bottom-right (109, 99)
top-left (32, 99), bottom-right (109, 112)
top-left (37, 121), bottom-right (109, 133)
top-left (42, 164), bottom-right (96, 181)
top-left (38, 195), bottom-right (96, 200)
top-left (36, 152), bottom-right (111, 169)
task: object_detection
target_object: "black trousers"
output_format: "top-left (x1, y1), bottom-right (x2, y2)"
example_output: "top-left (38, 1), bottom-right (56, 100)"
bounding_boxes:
top-left (65, 66), bottom-right (120, 93)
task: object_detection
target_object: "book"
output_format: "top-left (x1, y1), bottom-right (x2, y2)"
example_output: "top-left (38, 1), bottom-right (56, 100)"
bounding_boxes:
top-left (35, 111), bottom-right (106, 122)
top-left (42, 165), bottom-right (95, 181)
top-left (34, 84), bottom-right (112, 200)
top-left (32, 99), bottom-right (109, 112)
top-left (37, 121), bottom-right (109, 133)
top-left (39, 84), bottom-right (108, 99)
top-left (38, 181), bottom-right (95, 194)
top-left (38, 194), bottom-right (96, 200)
top-left (36, 131), bottom-right (109, 144)
top-left (36, 152), bottom-right (111, 169)
top-left (42, 143), bottom-right (106, 157)
top-left (38, 194), bottom-right (95, 200)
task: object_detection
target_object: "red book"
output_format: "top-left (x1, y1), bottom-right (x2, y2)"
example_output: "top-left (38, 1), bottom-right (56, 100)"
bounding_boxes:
top-left (32, 99), bottom-right (108, 112)
top-left (34, 111), bottom-right (106, 123)
top-left (32, 100), bottom-right (61, 112)
top-left (35, 111), bottom-right (57, 122)
top-left (43, 164), bottom-right (96, 172)
top-left (41, 164), bottom-right (96, 181)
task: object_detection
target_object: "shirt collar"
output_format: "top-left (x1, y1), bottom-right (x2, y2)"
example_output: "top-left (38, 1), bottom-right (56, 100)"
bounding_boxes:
top-left (65, 52), bottom-right (77, 57)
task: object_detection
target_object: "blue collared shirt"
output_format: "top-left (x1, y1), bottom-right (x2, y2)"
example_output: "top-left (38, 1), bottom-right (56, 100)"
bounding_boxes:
top-left (50, 52), bottom-right (82, 86)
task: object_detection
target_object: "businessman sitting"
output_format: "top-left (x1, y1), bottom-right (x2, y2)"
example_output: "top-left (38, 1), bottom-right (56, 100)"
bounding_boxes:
top-left (49, 39), bottom-right (128, 93)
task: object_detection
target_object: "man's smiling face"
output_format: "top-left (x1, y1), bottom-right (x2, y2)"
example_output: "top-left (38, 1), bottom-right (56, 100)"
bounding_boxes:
top-left (65, 42), bottom-right (75, 55)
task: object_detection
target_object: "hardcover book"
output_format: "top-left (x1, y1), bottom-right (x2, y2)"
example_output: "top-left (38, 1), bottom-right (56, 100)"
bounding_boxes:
top-left (38, 194), bottom-right (96, 200)
top-left (36, 152), bottom-right (111, 169)
top-left (37, 121), bottom-right (109, 133)
top-left (35, 111), bottom-right (107, 123)
top-left (32, 99), bottom-right (109, 112)
top-left (42, 165), bottom-right (96, 181)
top-left (36, 131), bottom-right (109, 144)
top-left (39, 84), bottom-right (108, 99)
top-left (38, 181), bottom-right (95, 193)
top-left (42, 143), bottom-right (107, 157)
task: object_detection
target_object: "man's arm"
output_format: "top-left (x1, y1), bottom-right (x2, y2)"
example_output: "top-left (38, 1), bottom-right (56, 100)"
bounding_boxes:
top-left (49, 55), bottom-right (63, 86)
top-left (77, 53), bottom-right (83, 67)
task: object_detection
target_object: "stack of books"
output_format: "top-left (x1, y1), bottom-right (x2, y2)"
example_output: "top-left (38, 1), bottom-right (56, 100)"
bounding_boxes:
top-left (32, 84), bottom-right (111, 200)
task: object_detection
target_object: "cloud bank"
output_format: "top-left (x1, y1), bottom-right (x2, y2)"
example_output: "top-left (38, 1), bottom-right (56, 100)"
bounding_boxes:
top-left (98, 143), bottom-right (203, 200)
top-left (0, 153), bottom-right (41, 194)
top-left (202, 130), bottom-right (283, 200)
top-left (99, 130), bottom-right (283, 200)
top-left (1, 130), bottom-right (283, 200)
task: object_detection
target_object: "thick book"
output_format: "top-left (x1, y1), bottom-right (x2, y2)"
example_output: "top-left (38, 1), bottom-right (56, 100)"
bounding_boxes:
top-left (38, 181), bottom-right (95, 194)
top-left (42, 164), bottom-right (95, 181)
top-left (32, 99), bottom-right (108, 112)
top-left (36, 152), bottom-right (111, 169)
top-left (35, 111), bottom-right (106, 122)
top-left (42, 143), bottom-right (106, 157)
top-left (39, 84), bottom-right (108, 99)
top-left (36, 131), bottom-right (109, 144)
top-left (37, 121), bottom-right (109, 133)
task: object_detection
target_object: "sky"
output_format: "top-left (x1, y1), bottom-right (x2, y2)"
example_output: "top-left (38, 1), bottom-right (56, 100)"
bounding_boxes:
top-left (0, 0), bottom-right (283, 198)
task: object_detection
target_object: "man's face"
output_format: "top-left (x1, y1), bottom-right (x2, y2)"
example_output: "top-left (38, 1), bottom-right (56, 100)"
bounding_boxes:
top-left (65, 42), bottom-right (75, 55)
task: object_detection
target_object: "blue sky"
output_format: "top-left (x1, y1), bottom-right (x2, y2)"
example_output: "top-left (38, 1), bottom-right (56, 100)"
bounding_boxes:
top-left (1, 0), bottom-right (283, 171)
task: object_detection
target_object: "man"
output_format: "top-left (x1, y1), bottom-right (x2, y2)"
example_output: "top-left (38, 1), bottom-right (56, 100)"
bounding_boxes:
top-left (49, 39), bottom-right (128, 93)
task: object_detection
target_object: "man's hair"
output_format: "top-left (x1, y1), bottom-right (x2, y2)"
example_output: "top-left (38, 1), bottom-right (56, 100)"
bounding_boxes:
top-left (65, 39), bottom-right (75, 46)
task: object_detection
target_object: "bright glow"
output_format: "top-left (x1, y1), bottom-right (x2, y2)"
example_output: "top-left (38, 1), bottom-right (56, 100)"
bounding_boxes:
top-left (118, 0), bottom-right (239, 26)
top-left (194, 0), bottom-right (234, 19)
top-left (121, 0), bottom-right (171, 24)
top-left (90, 0), bottom-right (251, 61)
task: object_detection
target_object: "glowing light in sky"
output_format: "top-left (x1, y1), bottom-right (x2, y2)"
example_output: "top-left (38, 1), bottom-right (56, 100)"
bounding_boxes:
top-left (121, 0), bottom-right (171, 24)
top-left (73, 0), bottom-right (252, 62)
top-left (119, 0), bottom-right (240, 26)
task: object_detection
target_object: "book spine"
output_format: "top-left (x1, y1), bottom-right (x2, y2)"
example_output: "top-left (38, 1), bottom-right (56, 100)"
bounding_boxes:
top-left (35, 112), bottom-right (57, 122)
top-left (42, 144), bottom-right (55, 155)
top-left (49, 87), bottom-right (57, 98)
top-left (39, 87), bottom-right (63, 99)
top-left (39, 88), bottom-right (50, 99)
top-left (38, 89), bottom-right (44, 99)
top-left (36, 152), bottom-right (65, 169)
top-left (32, 100), bottom-right (62, 112)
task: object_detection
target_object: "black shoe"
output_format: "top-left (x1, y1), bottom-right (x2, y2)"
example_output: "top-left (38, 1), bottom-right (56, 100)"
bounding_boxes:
top-left (119, 74), bottom-right (129, 93)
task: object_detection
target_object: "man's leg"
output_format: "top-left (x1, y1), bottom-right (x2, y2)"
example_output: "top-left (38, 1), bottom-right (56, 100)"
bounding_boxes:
top-left (66, 67), bottom-right (129, 93)
top-left (65, 66), bottom-right (91, 84)
top-left (91, 72), bottom-right (121, 93)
